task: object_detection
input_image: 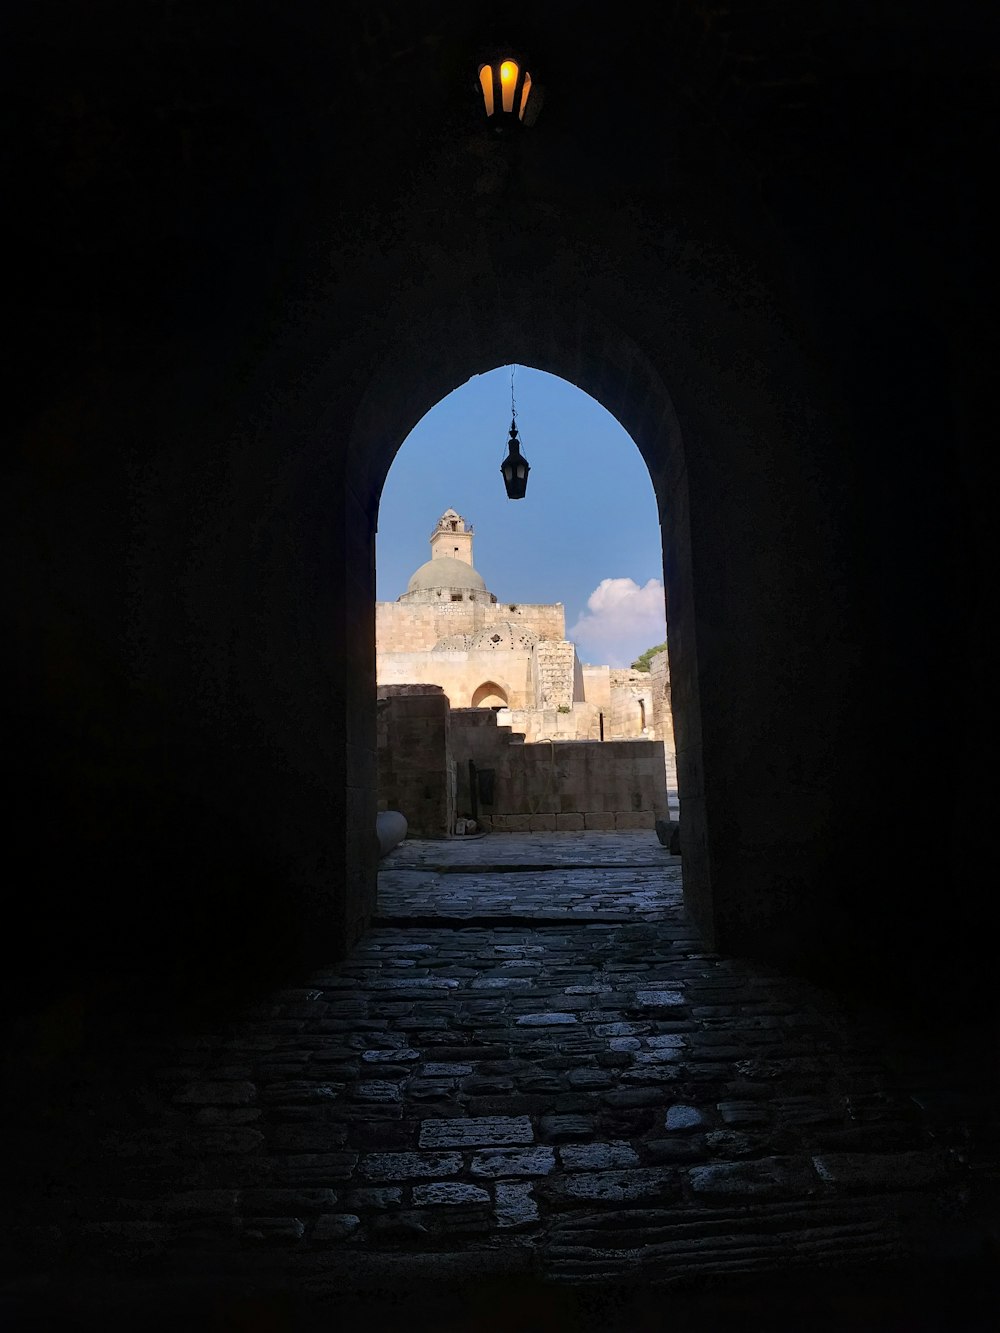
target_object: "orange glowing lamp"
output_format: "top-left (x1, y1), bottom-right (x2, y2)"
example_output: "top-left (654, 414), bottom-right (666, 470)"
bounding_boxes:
top-left (477, 55), bottom-right (539, 132)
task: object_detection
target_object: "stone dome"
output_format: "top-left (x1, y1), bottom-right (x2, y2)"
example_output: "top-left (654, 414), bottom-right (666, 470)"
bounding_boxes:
top-left (469, 622), bottom-right (539, 651)
top-left (406, 557), bottom-right (487, 596)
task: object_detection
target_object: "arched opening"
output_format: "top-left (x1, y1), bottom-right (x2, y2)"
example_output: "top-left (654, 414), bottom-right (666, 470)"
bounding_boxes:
top-left (374, 364), bottom-right (676, 852)
top-left (350, 299), bottom-right (699, 937)
top-left (339, 265), bottom-right (853, 971)
top-left (88, 231), bottom-right (859, 994)
top-left (9, 16), bottom-right (993, 1311)
top-left (471, 681), bottom-right (508, 708)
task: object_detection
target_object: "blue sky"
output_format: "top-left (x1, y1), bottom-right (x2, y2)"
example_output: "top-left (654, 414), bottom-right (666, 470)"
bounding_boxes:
top-left (376, 366), bottom-right (667, 668)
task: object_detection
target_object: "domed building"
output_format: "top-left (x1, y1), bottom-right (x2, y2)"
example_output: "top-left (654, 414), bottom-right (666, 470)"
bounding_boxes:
top-left (377, 510), bottom-right (675, 766)
top-left (406, 557), bottom-right (489, 602)
top-left (401, 508), bottom-right (495, 605)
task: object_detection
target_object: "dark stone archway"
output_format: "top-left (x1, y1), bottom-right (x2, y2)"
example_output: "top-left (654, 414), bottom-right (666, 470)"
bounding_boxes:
top-left (5, 0), bottom-right (994, 1046)
top-left (327, 258), bottom-right (856, 975)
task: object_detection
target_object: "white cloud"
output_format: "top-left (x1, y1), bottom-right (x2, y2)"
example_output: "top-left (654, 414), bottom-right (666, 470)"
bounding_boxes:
top-left (569, 577), bottom-right (667, 668)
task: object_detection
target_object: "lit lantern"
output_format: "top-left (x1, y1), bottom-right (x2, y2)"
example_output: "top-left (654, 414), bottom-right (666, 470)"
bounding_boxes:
top-left (501, 417), bottom-right (530, 499)
top-left (477, 56), bottom-right (536, 132)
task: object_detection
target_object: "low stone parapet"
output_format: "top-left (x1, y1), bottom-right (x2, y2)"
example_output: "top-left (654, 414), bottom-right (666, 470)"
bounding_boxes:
top-left (379, 690), bottom-right (669, 837)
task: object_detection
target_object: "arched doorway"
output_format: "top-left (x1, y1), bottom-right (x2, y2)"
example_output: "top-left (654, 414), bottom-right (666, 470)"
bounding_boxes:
top-left (471, 681), bottom-right (508, 708)
top-left (343, 293), bottom-right (701, 938)
top-left (335, 265), bottom-right (849, 971)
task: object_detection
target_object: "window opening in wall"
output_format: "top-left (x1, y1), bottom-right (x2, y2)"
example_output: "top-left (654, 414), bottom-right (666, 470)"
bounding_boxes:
top-left (451, 593), bottom-right (462, 601)
top-left (639, 699), bottom-right (646, 729)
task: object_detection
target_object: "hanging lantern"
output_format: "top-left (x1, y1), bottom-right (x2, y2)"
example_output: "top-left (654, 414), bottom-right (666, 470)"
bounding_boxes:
top-left (501, 417), bottom-right (530, 499)
top-left (477, 55), bottom-right (538, 132)
top-left (501, 366), bottom-right (530, 499)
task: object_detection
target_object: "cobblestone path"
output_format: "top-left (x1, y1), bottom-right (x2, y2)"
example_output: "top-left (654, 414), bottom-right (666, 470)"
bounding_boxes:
top-left (377, 831), bottom-right (681, 921)
top-left (383, 830), bottom-right (676, 871)
top-left (4, 834), bottom-right (997, 1325)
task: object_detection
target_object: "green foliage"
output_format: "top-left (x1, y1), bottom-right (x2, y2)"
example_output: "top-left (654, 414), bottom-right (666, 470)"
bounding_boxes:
top-left (557, 704), bottom-right (571, 713)
top-left (631, 642), bottom-right (668, 672)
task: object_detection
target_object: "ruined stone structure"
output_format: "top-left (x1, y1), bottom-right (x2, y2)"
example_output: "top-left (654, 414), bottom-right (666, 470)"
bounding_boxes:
top-left (377, 683), bottom-right (668, 837)
top-left (377, 511), bottom-right (674, 774)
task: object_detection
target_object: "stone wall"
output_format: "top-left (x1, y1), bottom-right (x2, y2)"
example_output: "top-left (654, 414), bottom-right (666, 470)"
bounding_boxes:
top-left (498, 702), bottom-right (602, 744)
top-left (484, 602), bottom-right (565, 641)
top-left (377, 600), bottom-right (488, 654)
top-left (649, 649), bottom-right (679, 814)
top-left (378, 634), bottom-right (584, 717)
top-left (608, 668), bottom-right (655, 739)
top-left (534, 640), bottom-right (580, 708)
top-left (377, 598), bottom-right (566, 655)
top-left (450, 709), bottom-right (669, 832)
top-left (581, 665), bottom-right (612, 712)
top-left (376, 686), bottom-right (454, 839)
top-left (376, 695), bottom-right (668, 837)
top-left (377, 649), bottom-right (535, 709)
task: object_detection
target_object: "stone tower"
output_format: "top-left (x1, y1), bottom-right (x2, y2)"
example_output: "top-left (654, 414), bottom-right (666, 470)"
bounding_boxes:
top-left (429, 509), bottom-right (474, 566)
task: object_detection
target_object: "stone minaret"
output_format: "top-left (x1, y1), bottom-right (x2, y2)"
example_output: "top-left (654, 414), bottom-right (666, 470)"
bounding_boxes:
top-left (429, 509), bottom-right (474, 565)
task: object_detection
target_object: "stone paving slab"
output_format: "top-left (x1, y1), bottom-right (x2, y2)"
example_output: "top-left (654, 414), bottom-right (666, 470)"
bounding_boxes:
top-left (382, 830), bottom-right (680, 871)
top-left (377, 865), bottom-right (682, 920)
top-left (3, 834), bottom-right (996, 1307)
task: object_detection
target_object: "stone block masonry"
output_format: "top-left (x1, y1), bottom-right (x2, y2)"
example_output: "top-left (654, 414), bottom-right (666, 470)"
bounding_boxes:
top-left (534, 640), bottom-right (578, 709)
top-left (376, 600), bottom-right (565, 656)
top-left (649, 648), bottom-right (678, 813)
top-left (451, 708), bottom-right (668, 831)
top-left (377, 690), bottom-right (667, 835)
top-left (376, 685), bottom-right (454, 838)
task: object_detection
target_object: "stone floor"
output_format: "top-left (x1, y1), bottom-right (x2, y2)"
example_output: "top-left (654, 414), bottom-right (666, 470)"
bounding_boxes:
top-left (377, 830), bottom-right (681, 921)
top-left (3, 833), bottom-right (998, 1330)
